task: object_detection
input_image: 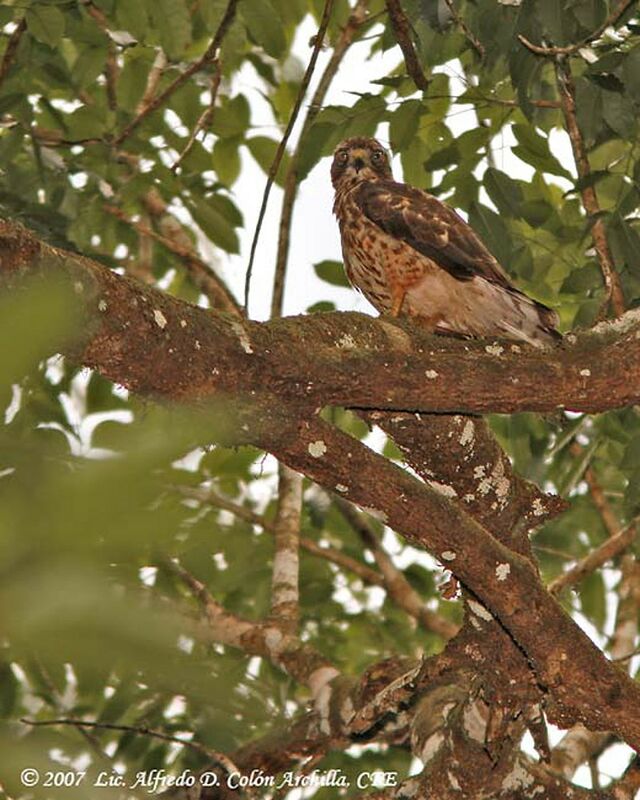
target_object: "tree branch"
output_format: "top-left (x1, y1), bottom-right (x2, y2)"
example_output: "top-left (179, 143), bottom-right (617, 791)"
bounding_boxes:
top-left (548, 519), bottom-right (638, 596)
top-left (271, 0), bottom-right (370, 317)
top-left (0, 17), bottom-right (26, 90)
top-left (111, 0), bottom-right (239, 147)
top-left (554, 57), bottom-right (626, 317)
top-left (244, 0), bottom-right (336, 312)
top-left (168, 560), bottom-right (342, 704)
top-left (385, 0), bottom-right (430, 91)
top-left (21, 717), bottom-right (235, 769)
top-left (103, 202), bottom-right (242, 316)
top-left (269, 465), bottom-right (302, 632)
top-left (517, 0), bottom-right (637, 57)
top-left (442, 0), bottom-right (485, 59)
top-left (176, 484), bottom-right (385, 586)
top-left (2, 218), bottom-right (640, 417)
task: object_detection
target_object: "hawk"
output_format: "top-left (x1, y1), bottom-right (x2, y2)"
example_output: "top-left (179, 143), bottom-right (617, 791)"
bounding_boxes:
top-left (331, 137), bottom-right (560, 347)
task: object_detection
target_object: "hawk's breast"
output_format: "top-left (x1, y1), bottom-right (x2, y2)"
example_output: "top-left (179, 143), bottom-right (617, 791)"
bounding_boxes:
top-left (336, 187), bottom-right (429, 314)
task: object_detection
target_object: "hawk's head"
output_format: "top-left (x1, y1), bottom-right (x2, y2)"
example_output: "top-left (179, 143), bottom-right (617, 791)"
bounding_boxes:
top-left (331, 137), bottom-right (392, 189)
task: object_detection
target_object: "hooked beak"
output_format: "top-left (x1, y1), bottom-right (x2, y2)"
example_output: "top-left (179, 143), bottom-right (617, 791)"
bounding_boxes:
top-left (353, 157), bottom-right (365, 172)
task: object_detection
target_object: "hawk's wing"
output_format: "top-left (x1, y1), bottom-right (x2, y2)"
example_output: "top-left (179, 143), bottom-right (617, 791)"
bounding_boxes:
top-left (354, 180), bottom-right (512, 287)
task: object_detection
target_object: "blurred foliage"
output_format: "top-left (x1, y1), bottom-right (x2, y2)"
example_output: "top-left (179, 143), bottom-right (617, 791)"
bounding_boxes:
top-left (0, 0), bottom-right (640, 796)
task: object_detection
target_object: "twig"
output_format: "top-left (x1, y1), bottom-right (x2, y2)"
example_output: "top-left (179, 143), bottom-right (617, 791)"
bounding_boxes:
top-left (336, 499), bottom-right (459, 639)
top-left (555, 57), bottom-right (625, 318)
top-left (269, 465), bottom-right (302, 633)
top-left (136, 49), bottom-right (168, 116)
top-left (23, 661), bottom-right (112, 765)
top-left (442, 0), bottom-right (485, 59)
top-left (171, 65), bottom-right (223, 172)
top-left (0, 17), bottom-right (26, 89)
top-left (82, 1), bottom-right (118, 109)
top-left (103, 203), bottom-right (242, 316)
top-left (271, 0), bottom-right (370, 318)
top-left (518, 0), bottom-right (637, 57)
top-left (548, 519), bottom-right (637, 595)
top-left (167, 560), bottom-right (341, 693)
top-left (111, 0), bottom-right (238, 147)
top-left (175, 484), bottom-right (384, 586)
top-left (385, 0), bottom-right (429, 91)
top-left (21, 717), bottom-right (236, 769)
top-left (244, 0), bottom-right (337, 314)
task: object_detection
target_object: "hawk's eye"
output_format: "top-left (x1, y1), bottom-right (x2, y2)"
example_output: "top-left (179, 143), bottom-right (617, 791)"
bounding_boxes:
top-left (336, 151), bottom-right (349, 165)
top-left (371, 149), bottom-right (385, 163)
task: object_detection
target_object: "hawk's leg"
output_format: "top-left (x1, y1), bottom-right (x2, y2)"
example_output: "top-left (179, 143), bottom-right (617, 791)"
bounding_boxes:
top-left (390, 286), bottom-right (406, 317)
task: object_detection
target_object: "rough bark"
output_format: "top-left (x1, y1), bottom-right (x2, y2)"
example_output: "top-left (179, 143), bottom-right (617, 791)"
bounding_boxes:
top-left (1, 219), bottom-right (639, 417)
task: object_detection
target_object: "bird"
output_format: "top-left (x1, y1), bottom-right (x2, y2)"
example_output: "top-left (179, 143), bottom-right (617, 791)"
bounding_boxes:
top-left (331, 136), bottom-right (560, 347)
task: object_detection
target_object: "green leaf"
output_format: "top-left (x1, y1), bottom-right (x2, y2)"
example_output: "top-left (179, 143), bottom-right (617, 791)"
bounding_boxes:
top-left (307, 300), bottom-right (336, 313)
top-left (189, 198), bottom-right (240, 253)
top-left (570, 0), bottom-right (607, 32)
top-left (0, 663), bottom-right (19, 717)
top-left (212, 136), bottom-right (242, 186)
top-left (609, 216), bottom-right (640, 276)
top-left (561, 263), bottom-right (603, 293)
top-left (66, 106), bottom-right (107, 140)
top-left (72, 46), bottom-right (108, 90)
top-left (25, 6), bottom-right (65, 47)
top-left (625, 468), bottom-right (640, 515)
top-left (209, 193), bottom-right (243, 227)
top-left (240, 0), bottom-right (286, 58)
top-left (579, 570), bottom-right (607, 630)
top-left (512, 124), bottom-right (573, 179)
top-left (537, 0), bottom-right (565, 43)
top-left (468, 202), bottom-right (512, 268)
top-left (313, 260), bottom-right (349, 287)
top-left (601, 90), bottom-right (635, 138)
top-left (622, 434), bottom-right (640, 470)
top-left (147, 0), bottom-right (191, 60)
top-left (246, 136), bottom-right (290, 187)
top-left (484, 168), bottom-right (523, 218)
top-left (115, 0), bottom-right (150, 40)
top-left (117, 49), bottom-right (153, 112)
top-left (389, 99), bottom-right (423, 151)
top-left (622, 45), bottom-right (640, 102)
top-left (210, 95), bottom-right (250, 139)
top-left (509, 46), bottom-right (540, 120)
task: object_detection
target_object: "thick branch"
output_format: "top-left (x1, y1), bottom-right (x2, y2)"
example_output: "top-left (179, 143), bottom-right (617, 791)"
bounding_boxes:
top-left (1, 220), bottom-right (638, 415)
top-left (260, 414), bottom-right (640, 750)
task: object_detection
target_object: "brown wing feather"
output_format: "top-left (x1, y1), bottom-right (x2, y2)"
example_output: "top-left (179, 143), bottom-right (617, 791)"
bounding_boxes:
top-left (354, 180), bottom-right (513, 287)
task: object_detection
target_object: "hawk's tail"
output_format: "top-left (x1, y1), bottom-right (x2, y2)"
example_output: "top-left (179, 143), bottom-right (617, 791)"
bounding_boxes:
top-left (501, 289), bottom-right (561, 348)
